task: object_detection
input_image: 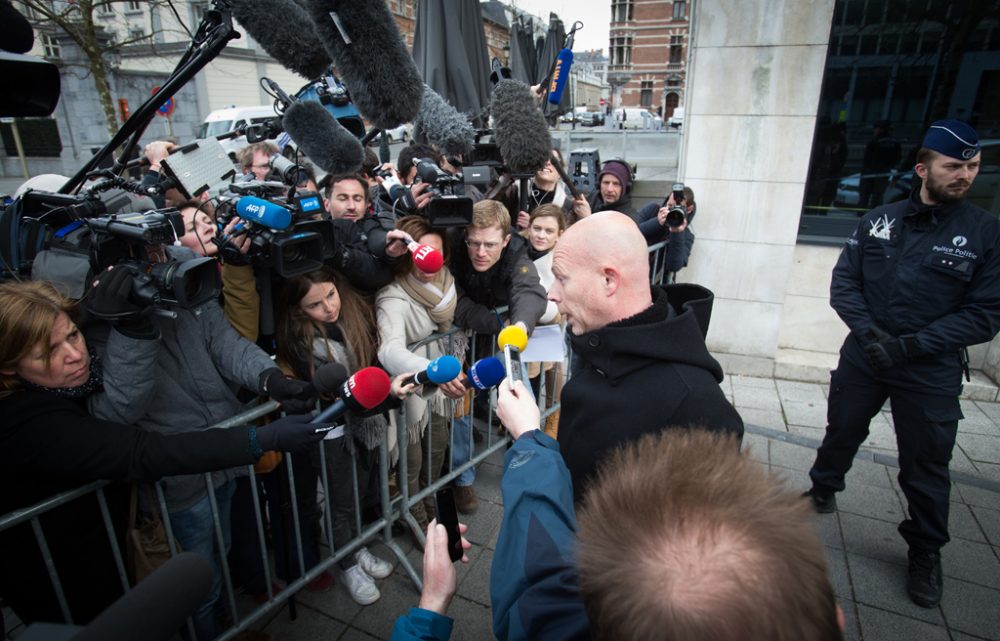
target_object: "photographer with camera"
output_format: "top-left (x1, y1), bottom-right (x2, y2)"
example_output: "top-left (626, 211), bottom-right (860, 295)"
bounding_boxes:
top-left (634, 184), bottom-right (696, 278)
top-left (85, 260), bottom-right (315, 641)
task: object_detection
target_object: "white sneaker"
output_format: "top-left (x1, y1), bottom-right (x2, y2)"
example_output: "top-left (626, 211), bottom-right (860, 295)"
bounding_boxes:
top-left (355, 547), bottom-right (393, 579)
top-left (340, 564), bottom-right (380, 605)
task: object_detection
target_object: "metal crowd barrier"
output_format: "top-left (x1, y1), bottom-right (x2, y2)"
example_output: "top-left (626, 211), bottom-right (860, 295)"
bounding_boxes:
top-left (1, 242), bottom-right (674, 640)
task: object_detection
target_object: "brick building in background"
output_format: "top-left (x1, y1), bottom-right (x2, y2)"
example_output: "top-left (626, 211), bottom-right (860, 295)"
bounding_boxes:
top-left (609, 0), bottom-right (690, 117)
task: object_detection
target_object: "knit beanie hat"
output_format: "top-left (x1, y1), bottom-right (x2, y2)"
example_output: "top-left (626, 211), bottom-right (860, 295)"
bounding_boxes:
top-left (597, 160), bottom-right (631, 193)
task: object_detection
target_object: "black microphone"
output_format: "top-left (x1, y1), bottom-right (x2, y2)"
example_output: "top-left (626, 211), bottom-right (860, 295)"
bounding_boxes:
top-left (72, 553), bottom-right (212, 641)
top-left (305, 0), bottom-right (423, 130)
top-left (282, 100), bottom-right (364, 174)
top-left (414, 85), bottom-right (475, 159)
top-left (490, 79), bottom-right (553, 174)
top-left (230, 0), bottom-right (331, 79)
top-left (310, 362), bottom-right (349, 396)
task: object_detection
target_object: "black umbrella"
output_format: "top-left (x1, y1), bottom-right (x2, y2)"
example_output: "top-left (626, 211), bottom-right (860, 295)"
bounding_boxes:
top-left (412, 0), bottom-right (492, 126)
top-left (509, 16), bottom-right (537, 86)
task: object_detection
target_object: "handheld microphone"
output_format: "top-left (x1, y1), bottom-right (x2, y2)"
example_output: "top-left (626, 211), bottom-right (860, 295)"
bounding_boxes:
top-left (309, 362), bottom-right (349, 396)
top-left (409, 242), bottom-right (444, 274)
top-left (464, 356), bottom-right (506, 390)
top-left (306, 0), bottom-right (423, 130)
top-left (547, 48), bottom-right (574, 105)
top-left (312, 366), bottom-right (392, 431)
top-left (498, 324), bottom-right (529, 391)
top-left (414, 85), bottom-right (475, 159)
top-left (230, 0), bottom-right (331, 80)
top-left (235, 195), bottom-right (292, 230)
top-left (282, 100), bottom-right (364, 175)
top-left (402, 355), bottom-right (462, 387)
top-left (497, 325), bottom-right (529, 352)
top-left (490, 79), bottom-right (553, 174)
top-left (72, 553), bottom-right (212, 641)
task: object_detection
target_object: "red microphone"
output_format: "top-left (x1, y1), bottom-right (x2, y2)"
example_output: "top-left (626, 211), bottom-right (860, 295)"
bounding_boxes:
top-left (312, 366), bottom-right (392, 432)
top-left (409, 241), bottom-right (444, 274)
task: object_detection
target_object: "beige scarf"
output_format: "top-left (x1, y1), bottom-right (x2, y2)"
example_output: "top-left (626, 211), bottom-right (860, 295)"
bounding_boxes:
top-left (399, 269), bottom-right (457, 332)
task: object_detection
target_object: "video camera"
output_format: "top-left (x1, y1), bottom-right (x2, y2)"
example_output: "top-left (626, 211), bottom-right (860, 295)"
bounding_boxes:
top-left (0, 185), bottom-right (220, 308)
top-left (212, 185), bottom-right (333, 278)
top-left (411, 158), bottom-right (473, 227)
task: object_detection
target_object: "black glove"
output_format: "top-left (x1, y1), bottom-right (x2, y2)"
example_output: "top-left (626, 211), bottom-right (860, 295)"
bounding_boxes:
top-left (278, 396), bottom-right (318, 415)
top-left (254, 413), bottom-right (325, 453)
top-left (858, 325), bottom-right (916, 370)
top-left (86, 265), bottom-right (157, 337)
top-left (260, 368), bottom-right (316, 403)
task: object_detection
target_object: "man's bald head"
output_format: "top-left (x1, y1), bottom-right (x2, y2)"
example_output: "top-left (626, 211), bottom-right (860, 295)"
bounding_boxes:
top-left (549, 211), bottom-right (653, 335)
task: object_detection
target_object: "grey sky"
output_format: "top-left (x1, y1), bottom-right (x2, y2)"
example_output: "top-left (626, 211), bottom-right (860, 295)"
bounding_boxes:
top-left (506, 0), bottom-right (611, 54)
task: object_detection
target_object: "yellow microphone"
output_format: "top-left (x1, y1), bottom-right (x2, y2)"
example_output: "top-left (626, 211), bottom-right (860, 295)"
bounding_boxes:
top-left (497, 324), bottom-right (529, 390)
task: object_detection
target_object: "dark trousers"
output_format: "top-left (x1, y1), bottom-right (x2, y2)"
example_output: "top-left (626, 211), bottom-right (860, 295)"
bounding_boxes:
top-left (809, 357), bottom-right (962, 554)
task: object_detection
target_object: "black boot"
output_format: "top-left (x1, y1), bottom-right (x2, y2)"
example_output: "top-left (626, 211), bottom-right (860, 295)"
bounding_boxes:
top-left (802, 487), bottom-right (837, 514)
top-left (906, 550), bottom-right (942, 608)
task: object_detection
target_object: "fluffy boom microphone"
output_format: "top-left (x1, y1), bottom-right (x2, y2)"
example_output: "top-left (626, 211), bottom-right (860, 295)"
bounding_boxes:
top-left (282, 100), bottom-right (364, 174)
top-left (414, 85), bottom-right (475, 159)
top-left (305, 0), bottom-right (423, 130)
top-left (490, 79), bottom-right (553, 174)
top-left (230, 0), bottom-right (331, 79)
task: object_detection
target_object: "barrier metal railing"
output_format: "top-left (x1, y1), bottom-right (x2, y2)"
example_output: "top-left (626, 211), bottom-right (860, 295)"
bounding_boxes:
top-left (1, 241), bottom-right (675, 639)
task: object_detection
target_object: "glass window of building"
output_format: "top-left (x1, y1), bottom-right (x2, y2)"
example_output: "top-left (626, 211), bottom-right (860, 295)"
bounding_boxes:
top-left (799, 0), bottom-right (1000, 243)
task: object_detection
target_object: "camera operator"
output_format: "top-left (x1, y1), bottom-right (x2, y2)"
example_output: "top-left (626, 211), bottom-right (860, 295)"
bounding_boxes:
top-left (317, 172), bottom-right (407, 294)
top-left (634, 185), bottom-right (696, 277)
top-left (237, 141), bottom-right (281, 181)
top-left (85, 260), bottom-right (315, 641)
top-left (0, 279), bottom-right (324, 629)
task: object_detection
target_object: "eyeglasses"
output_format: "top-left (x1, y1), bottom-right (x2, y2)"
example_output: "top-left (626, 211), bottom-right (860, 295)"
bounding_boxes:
top-left (251, 163), bottom-right (270, 170)
top-left (465, 240), bottom-right (501, 251)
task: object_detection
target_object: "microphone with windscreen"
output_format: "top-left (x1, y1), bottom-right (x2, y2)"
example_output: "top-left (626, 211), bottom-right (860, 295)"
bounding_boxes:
top-left (312, 366), bottom-right (392, 430)
top-left (234, 195), bottom-right (292, 230)
top-left (309, 362), bottom-right (349, 396)
top-left (498, 325), bottom-right (529, 391)
top-left (409, 241), bottom-right (444, 274)
top-left (402, 355), bottom-right (462, 387)
top-left (464, 356), bottom-right (506, 390)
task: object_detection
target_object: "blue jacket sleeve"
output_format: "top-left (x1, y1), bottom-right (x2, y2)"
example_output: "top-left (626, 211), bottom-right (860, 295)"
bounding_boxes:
top-left (490, 431), bottom-right (592, 641)
top-left (390, 607), bottom-right (454, 641)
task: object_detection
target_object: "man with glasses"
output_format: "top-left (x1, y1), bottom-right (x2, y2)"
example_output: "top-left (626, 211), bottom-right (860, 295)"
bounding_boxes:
top-left (236, 141), bottom-right (280, 181)
top-left (447, 199), bottom-right (547, 513)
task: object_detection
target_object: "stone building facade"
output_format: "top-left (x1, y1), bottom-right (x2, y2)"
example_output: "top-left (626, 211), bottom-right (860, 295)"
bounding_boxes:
top-left (609, 0), bottom-right (690, 117)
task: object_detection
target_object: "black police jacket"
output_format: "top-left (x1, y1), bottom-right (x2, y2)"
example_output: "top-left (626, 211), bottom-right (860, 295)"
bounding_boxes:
top-left (831, 188), bottom-right (1000, 392)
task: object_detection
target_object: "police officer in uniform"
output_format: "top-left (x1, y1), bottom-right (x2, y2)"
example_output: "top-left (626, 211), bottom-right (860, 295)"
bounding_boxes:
top-left (804, 120), bottom-right (1000, 608)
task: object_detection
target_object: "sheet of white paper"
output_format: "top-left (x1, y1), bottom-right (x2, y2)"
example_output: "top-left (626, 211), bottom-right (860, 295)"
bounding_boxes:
top-left (521, 324), bottom-right (565, 363)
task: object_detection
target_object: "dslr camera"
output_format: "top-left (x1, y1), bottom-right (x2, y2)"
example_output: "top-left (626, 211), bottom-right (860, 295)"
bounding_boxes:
top-left (664, 182), bottom-right (688, 228)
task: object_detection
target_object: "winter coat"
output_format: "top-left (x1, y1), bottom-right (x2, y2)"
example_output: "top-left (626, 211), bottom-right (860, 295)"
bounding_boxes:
top-left (558, 284), bottom-right (744, 503)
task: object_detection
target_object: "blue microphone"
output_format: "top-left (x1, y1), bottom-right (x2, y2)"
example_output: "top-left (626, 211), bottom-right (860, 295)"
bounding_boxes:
top-left (464, 356), bottom-right (506, 390)
top-left (235, 196), bottom-right (292, 230)
top-left (547, 48), bottom-right (574, 105)
top-left (403, 355), bottom-right (462, 386)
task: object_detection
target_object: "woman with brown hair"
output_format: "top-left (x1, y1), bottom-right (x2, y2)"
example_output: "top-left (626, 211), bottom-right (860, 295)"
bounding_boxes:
top-left (275, 267), bottom-right (408, 605)
top-left (0, 276), bottom-right (320, 629)
top-left (375, 216), bottom-right (467, 533)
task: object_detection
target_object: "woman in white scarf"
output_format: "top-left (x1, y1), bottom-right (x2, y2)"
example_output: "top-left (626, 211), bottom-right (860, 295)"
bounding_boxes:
top-left (375, 216), bottom-right (467, 534)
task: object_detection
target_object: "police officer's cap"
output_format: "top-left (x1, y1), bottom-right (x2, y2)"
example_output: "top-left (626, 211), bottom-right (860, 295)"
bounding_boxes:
top-left (922, 119), bottom-right (980, 160)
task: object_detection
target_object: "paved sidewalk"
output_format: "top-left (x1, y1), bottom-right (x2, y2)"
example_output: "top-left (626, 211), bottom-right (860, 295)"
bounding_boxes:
top-left (246, 375), bottom-right (1000, 641)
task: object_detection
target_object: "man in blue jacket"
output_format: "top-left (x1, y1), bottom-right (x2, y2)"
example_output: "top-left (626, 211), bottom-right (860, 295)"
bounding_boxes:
top-left (804, 120), bottom-right (1000, 608)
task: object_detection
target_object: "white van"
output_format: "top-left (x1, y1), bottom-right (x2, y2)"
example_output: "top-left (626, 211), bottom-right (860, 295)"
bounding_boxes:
top-left (668, 107), bottom-right (685, 129)
top-left (618, 107), bottom-right (659, 130)
top-left (197, 105), bottom-right (290, 160)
